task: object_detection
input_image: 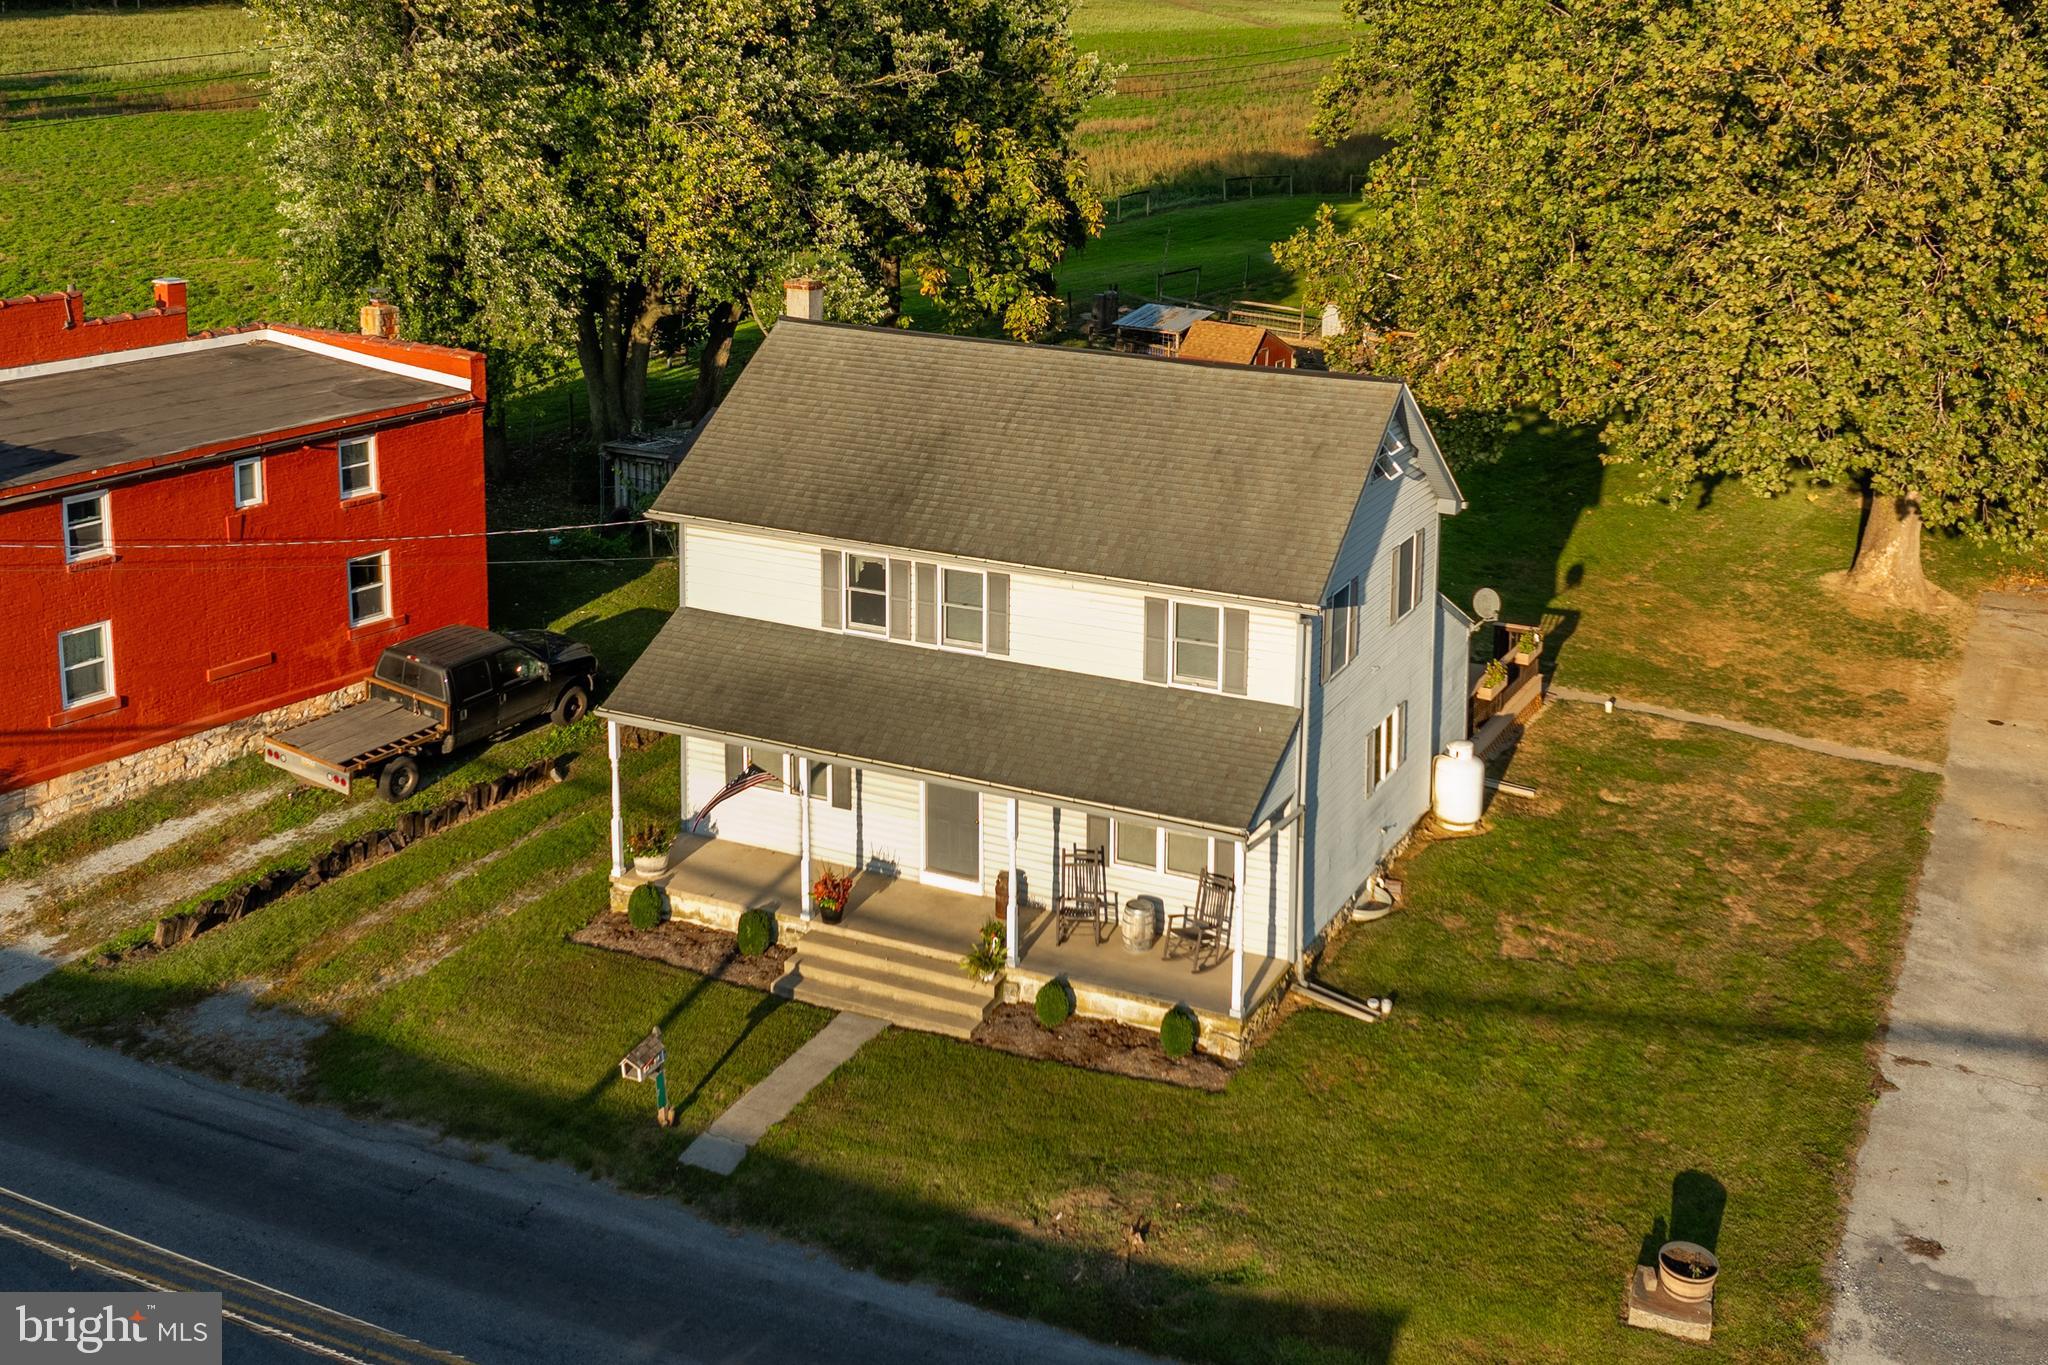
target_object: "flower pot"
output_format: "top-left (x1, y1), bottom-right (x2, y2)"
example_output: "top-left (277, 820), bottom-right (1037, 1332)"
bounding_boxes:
top-left (818, 899), bottom-right (845, 925)
top-left (632, 854), bottom-right (667, 877)
top-left (1511, 648), bottom-right (1538, 667)
top-left (1475, 682), bottom-right (1504, 702)
top-left (1655, 1241), bottom-right (1719, 1304)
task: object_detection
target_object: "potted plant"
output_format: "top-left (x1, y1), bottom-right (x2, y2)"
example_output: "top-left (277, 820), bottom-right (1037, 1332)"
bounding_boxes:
top-left (626, 821), bottom-right (670, 876)
top-left (810, 867), bottom-right (855, 924)
top-left (959, 919), bottom-right (1006, 982)
top-left (1475, 658), bottom-right (1509, 702)
top-left (1510, 629), bottom-right (1543, 666)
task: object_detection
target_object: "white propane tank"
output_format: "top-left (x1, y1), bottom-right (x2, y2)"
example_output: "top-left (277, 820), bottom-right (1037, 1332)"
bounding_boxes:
top-left (1433, 741), bottom-right (1485, 831)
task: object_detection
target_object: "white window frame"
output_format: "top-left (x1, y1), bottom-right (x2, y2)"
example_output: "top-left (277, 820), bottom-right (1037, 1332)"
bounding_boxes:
top-left (1110, 819), bottom-right (1239, 881)
top-left (233, 458), bottom-right (265, 508)
top-left (1324, 579), bottom-right (1359, 679)
top-left (1169, 599), bottom-right (1223, 691)
top-left (844, 552), bottom-right (890, 635)
top-left (338, 435), bottom-right (379, 500)
top-left (346, 551), bottom-right (391, 626)
top-left (806, 757), bottom-right (855, 810)
top-left (1368, 705), bottom-right (1404, 793)
top-left (938, 565), bottom-right (987, 652)
top-left (62, 491), bottom-right (111, 564)
top-left (57, 621), bottom-right (114, 709)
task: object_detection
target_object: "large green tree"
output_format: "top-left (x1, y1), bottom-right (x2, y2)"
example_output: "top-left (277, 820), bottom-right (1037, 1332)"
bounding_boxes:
top-left (1283, 0), bottom-right (2048, 606)
top-left (259, 0), bottom-right (1102, 451)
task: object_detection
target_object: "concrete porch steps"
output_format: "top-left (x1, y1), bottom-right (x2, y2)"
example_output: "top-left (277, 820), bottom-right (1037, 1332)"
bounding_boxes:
top-left (772, 924), bottom-right (995, 1039)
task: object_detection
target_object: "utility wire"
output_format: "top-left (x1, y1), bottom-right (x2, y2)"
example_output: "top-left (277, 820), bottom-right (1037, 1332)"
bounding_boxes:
top-left (0, 44), bottom-right (290, 79)
top-left (0, 519), bottom-right (652, 553)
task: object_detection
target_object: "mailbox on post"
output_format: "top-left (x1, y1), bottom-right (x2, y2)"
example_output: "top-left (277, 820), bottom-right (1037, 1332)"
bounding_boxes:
top-left (619, 1028), bottom-right (671, 1123)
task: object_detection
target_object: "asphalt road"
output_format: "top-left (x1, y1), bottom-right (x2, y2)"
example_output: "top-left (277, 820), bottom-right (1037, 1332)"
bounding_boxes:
top-left (0, 1010), bottom-right (1154, 1365)
top-left (1828, 593), bottom-right (2048, 1363)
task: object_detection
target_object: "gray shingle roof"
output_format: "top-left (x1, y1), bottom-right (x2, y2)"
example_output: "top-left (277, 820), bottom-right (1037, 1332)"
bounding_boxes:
top-left (0, 340), bottom-right (464, 492)
top-left (650, 321), bottom-right (1408, 606)
top-left (599, 609), bottom-right (1298, 832)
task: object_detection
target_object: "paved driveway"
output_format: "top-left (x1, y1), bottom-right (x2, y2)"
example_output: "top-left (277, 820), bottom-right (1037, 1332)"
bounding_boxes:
top-left (1829, 592), bottom-right (2048, 1363)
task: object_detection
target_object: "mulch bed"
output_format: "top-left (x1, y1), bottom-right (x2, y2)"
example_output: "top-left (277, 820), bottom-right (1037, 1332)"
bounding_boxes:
top-left (571, 913), bottom-right (792, 992)
top-left (970, 1002), bottom-right (1235, 1091)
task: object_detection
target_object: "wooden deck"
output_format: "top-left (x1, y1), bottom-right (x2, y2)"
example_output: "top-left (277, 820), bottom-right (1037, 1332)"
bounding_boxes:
top-left (631, 834), bottom-right (1289, 1050)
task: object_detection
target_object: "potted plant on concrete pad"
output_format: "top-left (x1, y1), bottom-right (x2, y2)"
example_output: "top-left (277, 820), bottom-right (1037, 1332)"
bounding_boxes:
top-left (1476, 658), bottom-right (1509, 702)
top-left (626, 821), bottom-right (671, 876)
top-left (811, 867), bottom-right (855, 924)
top-left (960, 920), bottom-right (1006, 982)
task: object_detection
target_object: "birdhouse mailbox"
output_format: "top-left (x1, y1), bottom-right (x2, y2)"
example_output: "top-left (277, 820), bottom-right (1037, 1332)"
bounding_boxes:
top-left (619, 1028), bottom-right (666, 1084)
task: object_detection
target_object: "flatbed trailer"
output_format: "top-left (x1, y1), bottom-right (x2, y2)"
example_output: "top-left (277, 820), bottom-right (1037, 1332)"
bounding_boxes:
top-left (263, 695), bottom-right (447, 793)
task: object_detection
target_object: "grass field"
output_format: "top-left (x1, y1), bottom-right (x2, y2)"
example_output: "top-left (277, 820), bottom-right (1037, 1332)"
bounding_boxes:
top-left (1072, 0), bottom-right (1381, 197)
top-left (0, 4), bottom-right (264, 119)
top-left (8, 700), bottom-right (1936, 1363)
top-left (1053, 192), bottom-right (1357, 309)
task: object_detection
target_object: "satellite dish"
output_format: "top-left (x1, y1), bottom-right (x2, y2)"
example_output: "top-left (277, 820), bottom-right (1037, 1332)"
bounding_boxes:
top-left (1472, 587), bottom-right (1502, 622)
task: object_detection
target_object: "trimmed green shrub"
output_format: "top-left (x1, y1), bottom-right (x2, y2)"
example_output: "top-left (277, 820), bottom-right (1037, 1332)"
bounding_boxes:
top-left (1160, 1006), bottom-right (1197, 1059)
top-left (736, 908), bottom-right (774, 957)
top-left (1034, 978), bottom-right (1073, 1030)
top-left (627, 883), bottom-right (665, 930)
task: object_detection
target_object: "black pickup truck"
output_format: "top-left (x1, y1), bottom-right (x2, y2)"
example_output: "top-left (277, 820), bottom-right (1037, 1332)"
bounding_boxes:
top-left (263, 625), bottom-right (598, 800)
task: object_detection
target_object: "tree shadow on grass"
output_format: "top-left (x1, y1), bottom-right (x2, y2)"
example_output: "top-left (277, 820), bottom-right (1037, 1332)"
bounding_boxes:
top-left (3, 960), bottom-right (1411, 1365)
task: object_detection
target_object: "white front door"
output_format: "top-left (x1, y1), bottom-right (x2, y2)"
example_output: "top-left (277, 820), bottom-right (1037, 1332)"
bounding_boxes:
top-left (922, 782), bottom-right (982, 892)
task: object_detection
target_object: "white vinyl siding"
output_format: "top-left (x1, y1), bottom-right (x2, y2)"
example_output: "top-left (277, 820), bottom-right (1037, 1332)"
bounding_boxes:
top-left (346, 551), bottom-right (389, 626)
top-left (57, 622), bottom-right (112, 707)
top-left (677, 523), bottom-right (1306, 704)
top-left (233, 458), bottom-right (265, 508)
top-left (339, 436), bottom-right (377, 499)
top-left (687, 736), bottom-right (921, 877)
top-left (62, 491), bottom-right (110, 563)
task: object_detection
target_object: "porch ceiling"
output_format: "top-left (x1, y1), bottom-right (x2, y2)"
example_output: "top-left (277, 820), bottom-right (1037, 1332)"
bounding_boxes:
top-left (600, 608), bottom-right (1298, 832)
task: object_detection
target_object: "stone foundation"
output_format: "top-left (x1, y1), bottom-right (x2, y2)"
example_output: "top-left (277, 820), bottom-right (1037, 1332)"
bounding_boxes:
top-left (0, 683), bottom-right (366, 847)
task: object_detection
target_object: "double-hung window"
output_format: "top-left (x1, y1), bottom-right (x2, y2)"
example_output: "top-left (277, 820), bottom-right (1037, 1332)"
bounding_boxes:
top-left (1324, 576), bottom-right (1360, 679)
top-left (1391, 529), bottom-right (1425, 622)
top-left (57, 622), bottom-right (113, 708)
top-left (346, 551), bottom-right (390, 626)
top-left (941, 568), bottom-right (984, 649)
top-left (808, 758), bottom-right (856, 810)
top-left (1367, 703), bottom-right (1407, 793)
top-left (1172, 602), bottom-right (1221, 688)
top-left (339, 436), bottom-right (377, 499)
top-left (63, 492), bottom-right (110, 563)
top-left (845, 553), bottom-right (889, 633)
top-left (233, 458), bottom-right (265, 508)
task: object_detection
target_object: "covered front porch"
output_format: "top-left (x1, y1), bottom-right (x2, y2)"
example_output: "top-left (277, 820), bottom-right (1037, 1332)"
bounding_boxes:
top-left (617, 830), bottom-right (1290, 1052)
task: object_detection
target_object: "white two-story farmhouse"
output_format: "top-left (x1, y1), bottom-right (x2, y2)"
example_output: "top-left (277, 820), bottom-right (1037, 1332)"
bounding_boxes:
top-left (600, 301), bottom-right (1469, 1055)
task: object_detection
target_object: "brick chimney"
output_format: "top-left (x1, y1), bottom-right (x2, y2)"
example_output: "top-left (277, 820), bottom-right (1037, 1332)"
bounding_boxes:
top-left (782, 278), bottom-right (824, 323)
top-left (359, 295), bottom-right (401, 340)
top-left (152, 277), bottom-right (188, 312)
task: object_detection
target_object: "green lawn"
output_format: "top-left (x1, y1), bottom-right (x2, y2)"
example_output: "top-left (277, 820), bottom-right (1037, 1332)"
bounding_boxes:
top-left (1441, 420), bottom-right (2022, 763)
top-left (9, 701), bottom-right (1933, 1363)
top-left (0, 4), bottom-right (264, 117)
top-left (1054, 193), bottom-right (1358, 309)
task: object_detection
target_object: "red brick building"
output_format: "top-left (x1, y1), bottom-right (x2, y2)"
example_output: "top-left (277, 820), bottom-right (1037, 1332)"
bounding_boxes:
top-left (0, 281), bottom-right (490, 842)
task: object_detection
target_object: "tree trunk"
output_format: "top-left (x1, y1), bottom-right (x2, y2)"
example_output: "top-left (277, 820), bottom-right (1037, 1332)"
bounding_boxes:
top-left (573, 278), bottom-right (667, 513)
top-left (1842, 487), bottom-right (1942, 609)
top-left (878, 255), bottom-right (902, 327)
top-left (683, 300), bottom-right (740, 424)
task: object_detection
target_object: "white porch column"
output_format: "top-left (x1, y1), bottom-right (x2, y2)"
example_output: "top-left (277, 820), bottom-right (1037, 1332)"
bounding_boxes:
top-left (798, 757), bottom-right (814, 920)
top-left (679, 732), bottom-right (690, 828)
top-left (1229, 837), bottom-right (1247, 1019)
top-left (606, 719), bottom-right (624, 878)
top-left (1005, 797), bottom-right (1020, 967)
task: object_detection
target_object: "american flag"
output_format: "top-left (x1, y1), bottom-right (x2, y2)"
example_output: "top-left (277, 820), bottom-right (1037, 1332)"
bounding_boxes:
top-left (694, 762), bottom-right (783, 823)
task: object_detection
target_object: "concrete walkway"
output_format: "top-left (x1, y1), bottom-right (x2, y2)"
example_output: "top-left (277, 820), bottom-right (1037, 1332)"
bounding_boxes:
top-left (682, 1011), bottom-right (888, 1175)
top-left (1828, 593), bottom-right (2048, 1363)
top-left (1548, 685), bottom-right (1944, 773)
